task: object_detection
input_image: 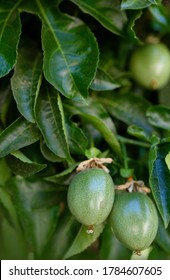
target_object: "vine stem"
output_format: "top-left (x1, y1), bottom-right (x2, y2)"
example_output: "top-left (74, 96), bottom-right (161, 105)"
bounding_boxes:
top-left (117, 135), bottom-right (150, 148)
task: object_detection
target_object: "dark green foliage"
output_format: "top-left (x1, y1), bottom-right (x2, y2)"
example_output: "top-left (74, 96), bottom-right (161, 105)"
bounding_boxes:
top-left (0, 0), bottom-right (170, 259)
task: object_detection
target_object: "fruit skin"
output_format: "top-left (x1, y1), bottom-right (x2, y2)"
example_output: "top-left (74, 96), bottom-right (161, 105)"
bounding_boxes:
top-left (110, 192), bottom-right (158, 252)
top-left (67, 168), bottom-right (115, 226)
top-left (129, 43), bottom-right (170, 90)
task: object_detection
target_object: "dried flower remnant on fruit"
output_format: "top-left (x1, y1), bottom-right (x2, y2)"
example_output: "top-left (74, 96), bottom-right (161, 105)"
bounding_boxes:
top-left (76, 157), bottom-right (113, 173)
top-left (116, 176), bottom-right (151, 194)
top-left (86, 225), bottom-right (95, 234)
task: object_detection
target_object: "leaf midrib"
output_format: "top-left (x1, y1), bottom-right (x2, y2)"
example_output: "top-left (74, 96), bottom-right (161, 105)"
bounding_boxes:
top-left (36, 0), bottom-right (79, 97)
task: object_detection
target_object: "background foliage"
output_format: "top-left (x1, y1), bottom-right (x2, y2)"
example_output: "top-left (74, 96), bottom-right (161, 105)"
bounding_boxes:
top-left (0, 0), bottom-right (170, 260)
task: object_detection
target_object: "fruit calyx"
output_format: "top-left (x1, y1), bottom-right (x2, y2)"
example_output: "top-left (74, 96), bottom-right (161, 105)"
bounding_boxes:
top-left (76, 157), bottom-right (113, 173)
top-left (116, 176), bottom-right (151, 194)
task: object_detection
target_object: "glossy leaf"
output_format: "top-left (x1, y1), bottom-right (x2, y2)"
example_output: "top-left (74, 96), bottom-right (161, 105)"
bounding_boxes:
top-left (127, 124), bottom-right (151, 142)
top-left (36, 0), bottom-right (99, 101)
top-left (12, 176), bottom-right (60, 257)
top-left (125, 10), bottom-right (143, 43)
top-left (0, 117), bottom-right (40, 158)
top-left (0, 0), bottom-right (22, 77)
top-left (99, 93), bottom-right (153, 136)
top-left (40, 140), bottom-right (63, 162)
top-left (7, 150), bottom-right (47, 177)
top-left (121, 0), bottom-right (159, 10)
top-left (11, 46), bottom-right (43, 123)
top-left (66, 120), bottom-right (88, 155)
top-left (65, 99), bottom-right (122, 160)
top-left (90, 68), bottom-right (120, 91)
top-left (147, 105), bottom-right (170, 131)
top-left (149, 140), bottom-right (170, 228)
top-left (64, 223), bottom-right (104, 259)
top-left (35, 85), bottom-right (71, 160)
top-left (149, 4), bottom-right (170, 33)
top-left (155, 216), bottom-right (170, 254)
top-left (165, 153), bottom-right (170, 170)
top-left (71, 0), bottom-right (127, 36)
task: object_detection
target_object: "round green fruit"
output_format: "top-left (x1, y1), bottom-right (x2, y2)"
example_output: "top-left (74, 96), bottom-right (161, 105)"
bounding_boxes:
top-left (110, 192), bottom-right (158, 252)
top-left (67, 168), bottom-right (115, 227)
top-left (129, 43), bottom-right (170, 90)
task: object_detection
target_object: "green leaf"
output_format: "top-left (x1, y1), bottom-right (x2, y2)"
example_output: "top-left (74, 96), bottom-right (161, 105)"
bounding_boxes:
top-left (121, 0), bottom-right (159, 10)
top-left (66, 120), bottom-right (88, 155)
top-left (6, 150), bottom-right (47, 177)
top-left (0, 187), bottom-right (20, 229)
top-left (70, 0), bottom-right (127, 36)
top-left (90, 68), bottom-right (120, 91)
top-left (40, 140), bottom-right (63, 162)
top-left (155, 216), bottom-right (170, 254)
top-left (147, 105), bottom-right (170, 131)
top-left (0, 158), bottom-right (11, 185)
top-left (35, 85), bottom-right (71, 160)
top-left (0, 0), bottom-right (22, 77)
top-left (125, 10), bottom-right (143, 43)
top-left (165, 152), bottom-right (170, 170)
top-left (0, 217), bottom-right (27, 260)
top-left (65, 98), bottom-right (122, 160)
top-left (64, 223), bottom-right (104, 259)
top-left (43, 212), bottom-right (80, 260)
top-left (36, 0), bottom-right (99, 101)
top-left (99, 93), bottom-right (154, 136)
top-left (45, 163), bottom-right (78, 183)
top-left (12, 176), bottom-right (60, 257)
top-left (0, 117), bottom-right (40, 158)
top-left (149, 4), bottom-right (170, 31)
top-left (149, 141), bottom-right (170, 228)
top-left (127, 124), bottom-right (151, 142)
top-left (11, 46), bottom-right (43, 123)
top-left (100, 224), bottom-right (131, 259)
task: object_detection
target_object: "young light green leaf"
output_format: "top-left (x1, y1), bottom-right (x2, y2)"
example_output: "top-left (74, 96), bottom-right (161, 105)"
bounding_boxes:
top-left (63, 223), bottom-right (104, 259)
top-left (11, 47), bottom-right (43, 123)
top-left (0, 0), bottom-right (22, 77)
top-left (7, 150), bottom-right (47, 177)
top-left (149, 141), bottom-right (170, 228)
top-left (121, 0), bottom-right (158, 10)
top-left (90, 68), bottom-right (120, 91)
top-left (147, 105), bottom-right (170, 131)
top-left (36, 0), bottom-right (99, 101)
top-left (70, 0), bottom-right (127, 36)
top-left (165, 152), bottom-right (170, 170)
top-left (0, 117), bottom-right (40, 158)
top-left (35, 85), bottom-right (71, 160)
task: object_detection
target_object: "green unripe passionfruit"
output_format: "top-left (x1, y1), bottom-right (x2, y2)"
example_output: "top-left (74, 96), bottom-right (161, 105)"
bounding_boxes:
top-left (110, 192), bottom-right (158, 252)
top-left (67, 168), bottom-right (115, 227)
top-left (129, 43), bottom-right (170, 90)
